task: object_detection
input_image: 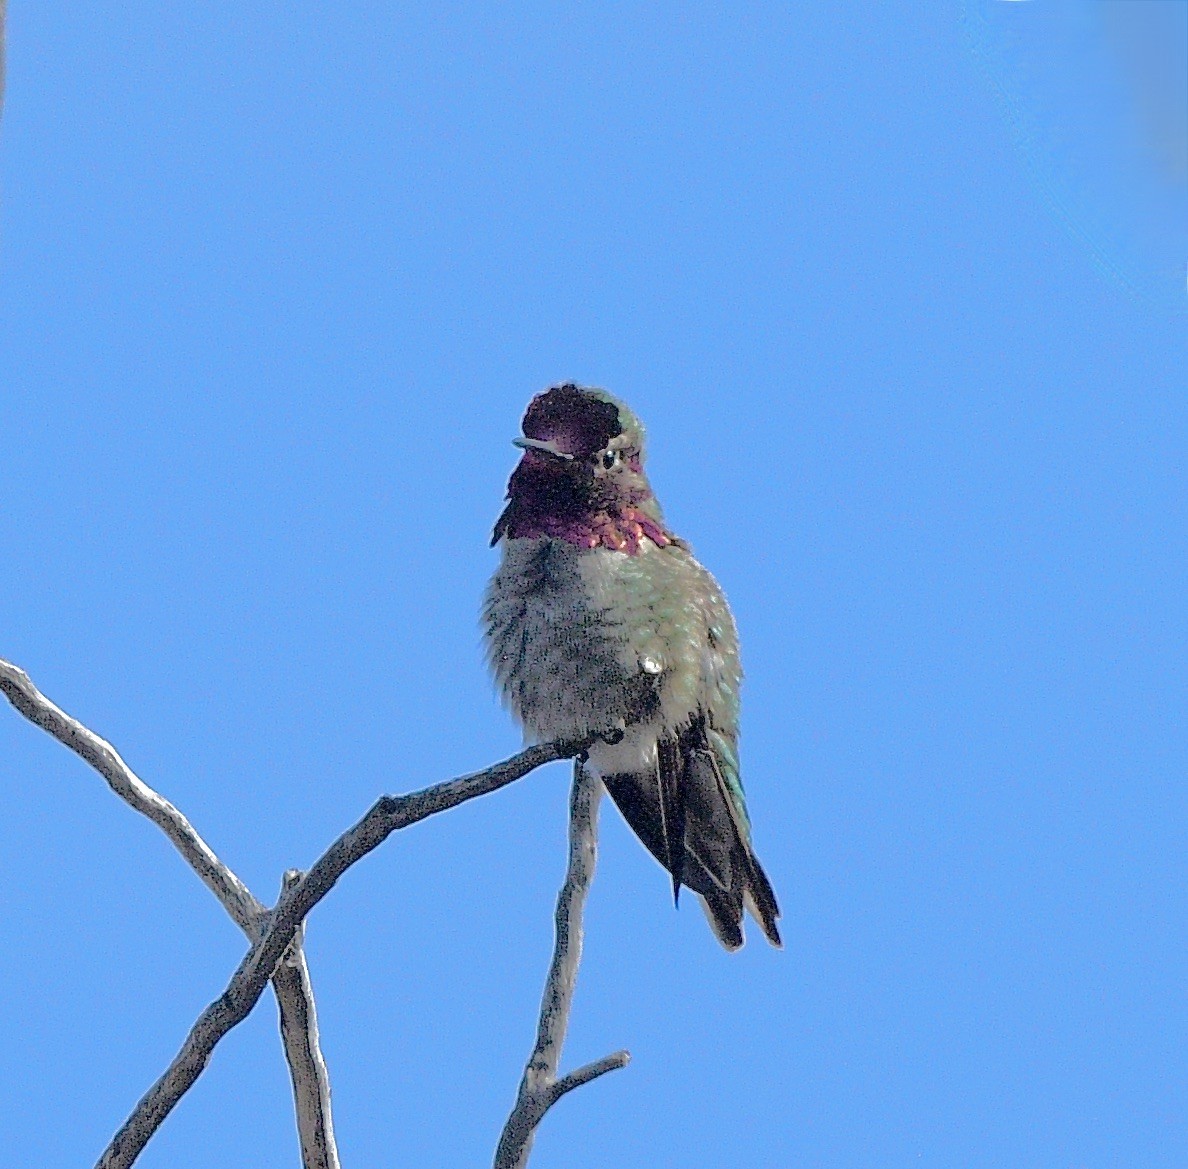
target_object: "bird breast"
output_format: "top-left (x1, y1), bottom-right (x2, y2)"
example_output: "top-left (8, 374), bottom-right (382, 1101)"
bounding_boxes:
top-left (483, 535), bottom-right (739, 748)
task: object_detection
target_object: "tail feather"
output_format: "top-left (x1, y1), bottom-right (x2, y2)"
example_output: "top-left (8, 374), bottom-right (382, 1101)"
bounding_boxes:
top-left (701, 890), bottom-right (745, 951)
top-left (742, 853), bottom-right (782, 947)
top-left (601, 714), bottom-right (781, 950)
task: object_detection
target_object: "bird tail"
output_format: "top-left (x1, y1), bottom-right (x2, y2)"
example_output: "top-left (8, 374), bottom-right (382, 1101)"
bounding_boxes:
top-left (602, 717), bottom-right (781, 951)
top-left (698, 849), bottom-right (781, 952)
top-left (691, 784), bottom-right (781, 951)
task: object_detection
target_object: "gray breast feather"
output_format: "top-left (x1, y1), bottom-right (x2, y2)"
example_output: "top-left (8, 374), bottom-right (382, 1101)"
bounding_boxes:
top-left (483, 535), bottom-right (739, 745)
top-left (483, 537), bottom-right (659, 741)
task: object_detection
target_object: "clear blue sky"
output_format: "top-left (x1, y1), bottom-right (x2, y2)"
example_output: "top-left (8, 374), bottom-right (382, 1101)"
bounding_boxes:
top-left (2, 3), bottom-right (1186, 1167)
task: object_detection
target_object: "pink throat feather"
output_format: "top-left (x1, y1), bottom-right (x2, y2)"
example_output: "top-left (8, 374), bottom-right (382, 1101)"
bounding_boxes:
top-left (507, 506), bottom-right (671, 554)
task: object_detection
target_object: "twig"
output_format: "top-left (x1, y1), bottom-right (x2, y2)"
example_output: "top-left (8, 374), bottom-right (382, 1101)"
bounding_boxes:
top-left (275, 871), bottom-right (340, 1169)
top-left (94, 738), bottom-right (593, 1169)
top-left (493, 760), bottom-right (630, 1169)
top-left (0, 659), bottom-right (340, 1168)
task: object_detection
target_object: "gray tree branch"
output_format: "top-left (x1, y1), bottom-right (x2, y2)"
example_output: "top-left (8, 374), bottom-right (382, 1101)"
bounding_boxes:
top-left (275, 871), bottom-right (341, 1169)
top-left (493, 760), bottom-right (630, 1169)
top-left (0, 659), bottom-right (338, 1168)
top-left (2, 657), bottom-right (605, 1169)
top-left (0, 658), bottom-right (261, 931)
top-left (94, 737), bottom-right (593, 1169)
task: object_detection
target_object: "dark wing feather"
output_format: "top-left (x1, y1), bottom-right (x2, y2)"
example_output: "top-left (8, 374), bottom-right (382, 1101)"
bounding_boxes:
top-left (656, 736), bottom-right (686, 903)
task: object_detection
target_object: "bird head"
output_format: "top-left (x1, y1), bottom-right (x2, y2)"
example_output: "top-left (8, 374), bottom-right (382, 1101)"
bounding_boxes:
top-left (492, 384), bottom-right (662, 546)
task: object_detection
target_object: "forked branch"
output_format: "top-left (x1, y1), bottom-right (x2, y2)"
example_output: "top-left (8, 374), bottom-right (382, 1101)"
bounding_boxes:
top-left (0, 658), bottom-right (338, 1169)
top-left (1, 657), bottom-right (603, 1169)
top-left (493, 760), bottom-right (630, 1169)
top-left (91, 737), bottom-right (590, 1169)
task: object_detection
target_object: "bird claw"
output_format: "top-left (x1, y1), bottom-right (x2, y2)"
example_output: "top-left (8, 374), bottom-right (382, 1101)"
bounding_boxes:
top-left (600, 726), bottom-right (625, 745)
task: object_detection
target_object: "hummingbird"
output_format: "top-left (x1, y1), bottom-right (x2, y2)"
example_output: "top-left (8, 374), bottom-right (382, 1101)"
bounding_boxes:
top-left (483, 383), bottom-right (780, 950)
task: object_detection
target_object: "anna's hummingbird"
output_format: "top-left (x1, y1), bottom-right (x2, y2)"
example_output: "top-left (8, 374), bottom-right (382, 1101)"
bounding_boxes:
top-left (483, 383), bottom-right (780, 949)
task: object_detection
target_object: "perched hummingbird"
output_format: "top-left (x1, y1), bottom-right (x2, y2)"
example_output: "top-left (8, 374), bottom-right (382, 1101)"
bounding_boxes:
top-left (483, 383), bottom-right (780, 950)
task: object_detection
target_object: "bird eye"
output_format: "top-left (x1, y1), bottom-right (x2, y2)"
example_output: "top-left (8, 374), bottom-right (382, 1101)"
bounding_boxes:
top-left (601, 450), bottom-right (618, 469)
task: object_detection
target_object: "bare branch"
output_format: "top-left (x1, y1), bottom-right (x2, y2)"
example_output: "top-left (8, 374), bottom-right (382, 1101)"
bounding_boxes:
top-left (94, 737), bottom-right (591, 1169)
top-left (1, 659), bottom-right (343, 1167)
top-left (274, 871), bottom-right (341, 1169)
top-left (493, 760), bottom-right (630, 1169)
top-left (2, 656), bottom-right (594, 1168)
top-left (0, 659), bottom-right (262, 932)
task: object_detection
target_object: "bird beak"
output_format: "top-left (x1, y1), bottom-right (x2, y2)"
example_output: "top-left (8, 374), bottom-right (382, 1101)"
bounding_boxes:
top-left (512, 437), bottom-right (574, 461)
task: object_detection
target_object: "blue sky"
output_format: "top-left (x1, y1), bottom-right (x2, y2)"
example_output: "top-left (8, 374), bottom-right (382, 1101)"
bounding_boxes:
top-left (1, 3), bottom-right (1186, 1167)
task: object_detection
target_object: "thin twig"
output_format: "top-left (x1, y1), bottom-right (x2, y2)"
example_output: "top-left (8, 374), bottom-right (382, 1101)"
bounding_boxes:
top-left (275, 871), bottom-right (341, 1169)
top-left (493, 760), bottom-right (630, 1169)
top-left (94, 738), bottom-right (592, 1169)
top-left (0, 659), bottom-right (340, 1168)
